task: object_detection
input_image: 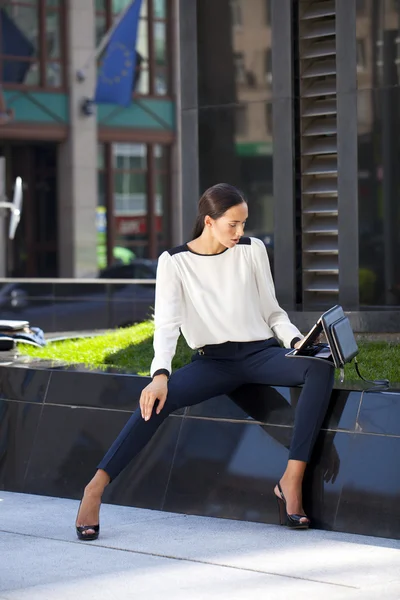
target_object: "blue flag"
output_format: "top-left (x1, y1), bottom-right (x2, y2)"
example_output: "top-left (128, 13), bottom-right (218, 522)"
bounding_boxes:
top-left (94, 0), bottom-right (142, 107)
top-left (0, 9), bottom-right (35, 83)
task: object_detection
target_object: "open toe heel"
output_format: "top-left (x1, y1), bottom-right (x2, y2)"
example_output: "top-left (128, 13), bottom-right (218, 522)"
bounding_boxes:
top-left (274, 482), bottom-right (310, 530)
top-left (76, 524), bottom-right (100, 541)
top-left (75, 500), bottom-right (100, 541)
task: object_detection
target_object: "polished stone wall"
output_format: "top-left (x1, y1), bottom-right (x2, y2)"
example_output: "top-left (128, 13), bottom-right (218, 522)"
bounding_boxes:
top-left (1, 364), bottom-right (399, 539)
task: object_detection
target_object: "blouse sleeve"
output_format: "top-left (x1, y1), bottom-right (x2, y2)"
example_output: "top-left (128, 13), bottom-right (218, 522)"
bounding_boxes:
top-left (251, 237), bottom-right (303, 349)
top-left (150, 251), bottom-right (183, 377)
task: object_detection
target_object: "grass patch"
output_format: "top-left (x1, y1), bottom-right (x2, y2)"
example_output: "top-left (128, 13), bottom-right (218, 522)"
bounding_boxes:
top-left (19, 321), bottom-right (192, 376)
top-left (19, 322), bottom-right (400, 384)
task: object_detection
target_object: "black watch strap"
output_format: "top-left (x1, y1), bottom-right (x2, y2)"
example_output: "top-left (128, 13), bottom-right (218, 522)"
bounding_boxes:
top-left (290, 337), bottom-right (302, 349)
top-left (152, 369), bottom-right (170, 379)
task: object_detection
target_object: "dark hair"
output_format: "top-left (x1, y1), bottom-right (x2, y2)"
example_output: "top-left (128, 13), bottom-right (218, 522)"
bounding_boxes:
top-left (192, 183), bottom-right (246, 240)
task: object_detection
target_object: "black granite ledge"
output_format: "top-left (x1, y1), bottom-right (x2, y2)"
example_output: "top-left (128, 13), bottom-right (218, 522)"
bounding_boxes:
top-left (1, 361), bottom-right (400, 540)
top-left (2, 351), bottom-right (398, 393)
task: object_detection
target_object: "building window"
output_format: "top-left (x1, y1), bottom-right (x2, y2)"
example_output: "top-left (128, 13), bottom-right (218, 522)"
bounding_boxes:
top-left (235, 104), bottom-right (248, 136)
top-left (264, 48), bottom-right (272, 84)
top-left (265, 103), bottom-right (273, 135)
top-left (230, 0), bottom-right (242, 27)
top-left (357, 38), bottom-right (366, 71)
top-left (98, 141), bottom-right (171, 266)
top-left (95, 0), bottom-right (170, 97)
top-left (0, 0), bottom-right (65, 88)
top-left (234, 52), bottom-right (246, 83)
top-left (265, 0), bottom-right (271, 26)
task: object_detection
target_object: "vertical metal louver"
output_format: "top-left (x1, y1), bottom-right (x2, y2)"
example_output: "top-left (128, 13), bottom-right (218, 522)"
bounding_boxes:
top-left (298, 0), bottom-right (339, 307)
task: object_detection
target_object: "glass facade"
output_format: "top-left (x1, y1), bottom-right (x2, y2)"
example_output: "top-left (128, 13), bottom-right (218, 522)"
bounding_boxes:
top-left (357, 0), bottom-right (400, 306)
top-left (97, 142), bottom-right (170, 268)
top-left (0, 0), bottom-right (65, 88)
top-left (196, 0), bottom-right (274, 265)
top-left (0, 143), bottom-right (58, 277)
top-left (95, 0), bottom-right (170, 96)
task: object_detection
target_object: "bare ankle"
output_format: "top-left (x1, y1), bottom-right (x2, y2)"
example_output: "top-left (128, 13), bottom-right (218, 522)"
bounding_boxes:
top-left (87, 470), bottom-right (110, 494)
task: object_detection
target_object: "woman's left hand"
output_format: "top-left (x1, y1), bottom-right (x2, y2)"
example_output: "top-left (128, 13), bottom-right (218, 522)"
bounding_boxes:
top-left (294, 334), bottom-right (324, 349)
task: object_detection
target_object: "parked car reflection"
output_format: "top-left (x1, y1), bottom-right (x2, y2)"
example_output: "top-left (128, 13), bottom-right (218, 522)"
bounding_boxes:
top-left (0, 260), bottom-right (157, 333)
top-left (98, 259), bottom-right (158, 281)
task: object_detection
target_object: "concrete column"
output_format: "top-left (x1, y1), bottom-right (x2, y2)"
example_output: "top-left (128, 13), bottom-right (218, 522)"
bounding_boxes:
top-left (178, 0), bottom-right (199, 242)
top-left (170, 0), bottom-right (183, 246)
top-left (58, 0), bottom-right (98, 277)
top-left (271, 0), bottom-right (296, 310)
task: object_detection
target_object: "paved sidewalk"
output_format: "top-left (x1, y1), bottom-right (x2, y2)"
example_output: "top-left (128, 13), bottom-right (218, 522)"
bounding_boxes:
top-left (0, 492), bottom-right (399, 600)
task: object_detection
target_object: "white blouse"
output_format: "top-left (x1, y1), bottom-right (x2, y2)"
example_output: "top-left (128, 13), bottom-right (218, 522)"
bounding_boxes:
top-left (150, 236), bottom-right (303, 377)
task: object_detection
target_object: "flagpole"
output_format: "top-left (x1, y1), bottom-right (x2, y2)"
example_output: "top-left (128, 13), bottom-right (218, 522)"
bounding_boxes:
top-left (76, 0), bottom-right (137, 82)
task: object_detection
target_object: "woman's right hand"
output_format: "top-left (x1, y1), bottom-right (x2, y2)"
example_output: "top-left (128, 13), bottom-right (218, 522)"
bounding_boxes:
top-left (140, 375), bottom-right (168, 421)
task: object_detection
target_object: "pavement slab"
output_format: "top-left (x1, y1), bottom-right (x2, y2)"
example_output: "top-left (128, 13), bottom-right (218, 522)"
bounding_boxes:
top-left (0, 491), bottom-right (399, 600)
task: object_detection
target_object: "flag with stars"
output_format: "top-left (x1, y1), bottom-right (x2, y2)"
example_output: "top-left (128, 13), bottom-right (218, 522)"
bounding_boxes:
top-left (94, 0), bottom-right (142, 107)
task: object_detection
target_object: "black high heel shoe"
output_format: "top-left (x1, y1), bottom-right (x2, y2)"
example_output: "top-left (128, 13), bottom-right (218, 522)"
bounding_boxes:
top-left (75, 500), bottom-right (100, 541)
top-left (274, 482), bottom-right (310, 529)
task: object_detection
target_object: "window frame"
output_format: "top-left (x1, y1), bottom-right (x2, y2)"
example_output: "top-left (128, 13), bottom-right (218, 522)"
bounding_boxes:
top-left (96, 0), bottom-right (172, 99)
top-left (0, 0), bottom-right (67, 91)
top-left (233, 51), bottom-right (246, 84)
top-left (98, 140), bottom-right (172, 264)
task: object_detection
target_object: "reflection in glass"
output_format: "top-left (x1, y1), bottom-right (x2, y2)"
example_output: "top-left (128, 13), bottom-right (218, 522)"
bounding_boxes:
top-left (98, 172), bottom-right (105, 208)
top-left (3, 60), bottom-right (38, 85)
top-left (113, 144), bottom-right (148, 260)
top-left (46, 10), bottom-right (60, 58)
top-left (154, 21), bottom-right (166, 64)
top-left (154, 0), bottom-right (166, 19)
top-left (113, 143), bottom-right (147, 169)
top-left (1, 1), bottom-right (63, 88)
top-left (113, 0), bottom-right (147, 16)
top-left (3, 5), bottom-right (38, 54)
top-left (155, 145), bottom-right (169, 255)
top-left (197, 0), bottom-right (274, 262)
top-left (1, 5), bottom-right (38, 84)
top-left (97, 145), bottom-right (107, 271)
top-left (136, 68), bottom-right (149, 94)
top-left (154, 144), bottom-right (167, 170)
top-left (357, 0), bottom-right (400, 306)
top-left (112, 0), bottom-right (132, 12)
top-left (46, 62), bottom-right (62, 86)
top-left (155, 69), bottom-right (167, 95)
top-left (98, 144), bottom-right (105, 169)
top-left (137, 16), bottom-right (149, 60)
top-left (96, 14), bottom-right (106, 46)
top-left (114, 173), bottom-right (147, 200)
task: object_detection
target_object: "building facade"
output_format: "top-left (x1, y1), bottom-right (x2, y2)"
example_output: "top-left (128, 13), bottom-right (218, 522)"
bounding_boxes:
top-left (0, 0), bottom-right (175, 278)
top-left (179, 0), bottom-right (400, 314)
top-left (1, 0), bottom-right (400, 317)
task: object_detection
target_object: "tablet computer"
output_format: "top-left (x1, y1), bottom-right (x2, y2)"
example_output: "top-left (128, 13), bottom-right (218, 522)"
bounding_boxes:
top-left (294, 318), bottom-right (323, 351)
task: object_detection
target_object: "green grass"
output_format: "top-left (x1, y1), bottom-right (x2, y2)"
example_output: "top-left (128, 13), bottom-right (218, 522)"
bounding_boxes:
top-left (19, 321), bottom-right (400, 384)
top-left (19, 321), bottom-right (191, 376)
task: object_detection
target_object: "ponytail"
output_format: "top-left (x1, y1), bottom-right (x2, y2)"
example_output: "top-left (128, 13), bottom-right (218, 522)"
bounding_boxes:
top-left (192, 215), bottom-right (205, 240)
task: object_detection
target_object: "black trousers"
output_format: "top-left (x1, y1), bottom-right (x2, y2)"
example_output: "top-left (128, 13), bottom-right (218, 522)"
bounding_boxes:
top-left (97, 338), bottom-right (335, 481)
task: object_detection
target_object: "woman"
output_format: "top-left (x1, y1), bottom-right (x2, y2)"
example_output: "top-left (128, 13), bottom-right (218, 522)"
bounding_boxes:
top-left (76, 183), bottom-right (334, 540)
